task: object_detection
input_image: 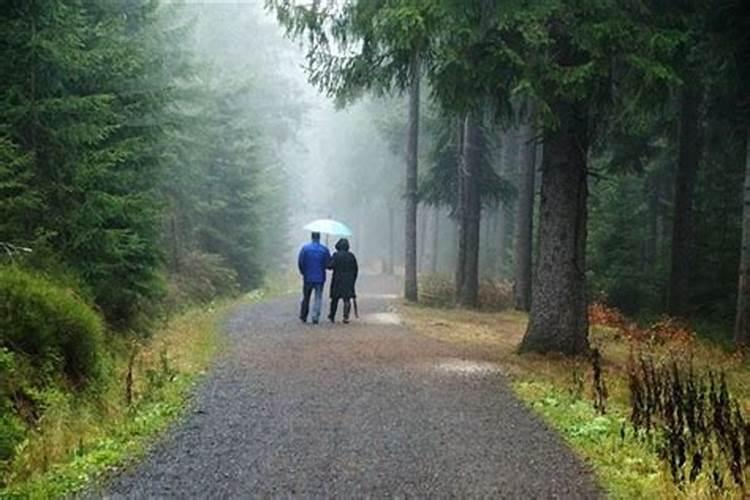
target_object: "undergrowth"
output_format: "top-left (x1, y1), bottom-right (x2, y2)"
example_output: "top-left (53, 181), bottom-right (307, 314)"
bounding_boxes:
top-left (0, 289), bottom-right (269, 499)
top-left (627, 354), bottom-right (750, 490)
top-left (514, 380), bottom-right (665, 498)
top-left (419, 273), bottom-right (513, 310)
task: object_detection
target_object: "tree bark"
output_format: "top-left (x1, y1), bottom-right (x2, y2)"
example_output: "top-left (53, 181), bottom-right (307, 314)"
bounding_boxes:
top-left (735, 127), bottom-right (750, 347)
top-left (455, 117), bottom-right (467, 298)
top-left (404, 51), bottom-right (420, 301)
top-left (496, 130), bottom-right (509, 276)
top-left (431, 207), bottom-right (440, 274)
top-left (489, 209), bottom-right (500, 276)
top-left (418, 206), bottom-right (428, 272)
top-left (457, 111), bottom-right (482, 308)
top-left (489, 210), bottom-right (498, 276)
top-left (519, 99), bottom-right (590, 355)
top-left (513, 120), bottom-right (537, 311)
top-left (668, 83), bottom-right (702, 316)
top-left (386, 205), bottom-right (395, 275)
top-left (497, 125), bottom-right (521, 276)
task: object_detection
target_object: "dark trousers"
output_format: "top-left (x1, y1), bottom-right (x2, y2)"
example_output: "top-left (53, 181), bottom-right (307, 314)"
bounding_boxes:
top-left (300, 282), bottom-right (323, 322)
top-left (328, 297), bottom-right (351, 322)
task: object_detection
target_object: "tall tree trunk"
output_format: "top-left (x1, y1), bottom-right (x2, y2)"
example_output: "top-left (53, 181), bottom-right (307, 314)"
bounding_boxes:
top-left (513, 120), bottom-right (537, 311)
top-left (418, 206), bottom-right (428, 272)
top-left (431, 207), bottom-right (440, 274)
top-left (496, 131), bottom-right (509, 276)
top-left (481, 209), bottom-right (491, 275)
top-left (735, 128), bottom-right (750, 347)
top-left (490, 208), bottom-right (500, 276)
top-left (458, 110), bottom-right (482, 308)
top-left (519, 99), bottom-right (589, 355)
top-left (668, 83), bottom-right (702, 316)
top-left (455, 117), bottom-right (467, 297)
top-left (497, 125), bottom-right (521, 276)
top-left (404, 51), bottom-right (420, 301)
top-left (386, 205), bottom-right (395, 275)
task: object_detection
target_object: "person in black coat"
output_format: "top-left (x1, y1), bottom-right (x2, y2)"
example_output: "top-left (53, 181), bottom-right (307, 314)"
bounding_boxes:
top-left (327, 238), bottom-right (358, 323)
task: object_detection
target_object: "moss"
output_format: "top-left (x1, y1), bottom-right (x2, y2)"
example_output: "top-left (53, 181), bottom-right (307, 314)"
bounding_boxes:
top-left (0, 265), bottom-right (104, 384)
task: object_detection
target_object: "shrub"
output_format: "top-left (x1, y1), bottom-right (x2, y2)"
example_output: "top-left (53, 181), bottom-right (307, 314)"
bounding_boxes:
top-left (628, 354), bottom-right (750, 487)
top-left (0, 266), bottom-right (104, 385)
top-left (163, 251), bottom-right (239, 312)
top-left (477, 279), bottom-right (513, 311)
top-left (419, 274), bottom-right (513, 310)
top-left (0, 348), bottom-right (27, 469)
top-left (419, 274), bottom-right (455, 307)
top-left (0, 413), bottom-right (25, 463)
top-left (589, 302), bottom-right (696, 346)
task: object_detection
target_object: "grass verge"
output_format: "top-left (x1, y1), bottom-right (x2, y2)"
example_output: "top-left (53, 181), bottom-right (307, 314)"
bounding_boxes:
top-left (400, 304), bottom-right (750, 499)
top-left (0, 289), bottom-right (272, 499)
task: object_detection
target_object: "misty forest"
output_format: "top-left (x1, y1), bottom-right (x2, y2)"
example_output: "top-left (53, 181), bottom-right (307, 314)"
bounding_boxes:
top-left (2, 0), bottom-right (750, 498)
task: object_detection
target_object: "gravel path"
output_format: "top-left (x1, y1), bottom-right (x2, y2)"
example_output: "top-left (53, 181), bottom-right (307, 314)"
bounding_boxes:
top-left (101, 276), bottom-right (600, 498)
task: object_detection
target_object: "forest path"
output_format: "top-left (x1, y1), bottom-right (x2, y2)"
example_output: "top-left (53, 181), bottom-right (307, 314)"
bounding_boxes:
top-left (102, 275), bottom-right (599, 498)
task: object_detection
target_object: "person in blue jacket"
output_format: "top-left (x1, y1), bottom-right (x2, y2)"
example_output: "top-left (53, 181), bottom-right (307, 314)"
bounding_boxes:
top-left (297, 232), bottom-right (330, 324)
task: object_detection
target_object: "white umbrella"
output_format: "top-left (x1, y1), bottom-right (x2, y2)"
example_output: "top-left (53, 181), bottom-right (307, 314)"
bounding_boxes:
top-left (303, 219), bottom-right (353, 237)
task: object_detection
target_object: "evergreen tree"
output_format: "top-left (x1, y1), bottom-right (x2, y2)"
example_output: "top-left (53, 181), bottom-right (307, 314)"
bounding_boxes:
top-left (0, 1), bottom-right (171, 326)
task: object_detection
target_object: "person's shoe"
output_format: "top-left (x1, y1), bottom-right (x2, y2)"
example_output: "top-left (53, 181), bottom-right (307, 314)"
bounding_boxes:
top-left (312, 318), bottom-right (319, 325)
top-left (343, 318), bottom-right (350, 324)
top-left (300, 317), bottom-right (307, 323)
top-left (328, 314), bottom-right (335, 323)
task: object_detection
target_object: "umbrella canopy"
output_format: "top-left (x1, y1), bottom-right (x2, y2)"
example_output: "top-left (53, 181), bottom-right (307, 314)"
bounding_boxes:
top-left (303, 219), bottom-right (353, 237)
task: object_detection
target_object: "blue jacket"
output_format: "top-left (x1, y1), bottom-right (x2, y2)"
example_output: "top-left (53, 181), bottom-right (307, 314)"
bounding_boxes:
top-left (298, 241), bottom-right (330, 284)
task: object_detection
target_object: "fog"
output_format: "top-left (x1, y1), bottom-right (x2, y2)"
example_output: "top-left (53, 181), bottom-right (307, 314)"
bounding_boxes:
top-left (174, 1), bottom-right (422, 274)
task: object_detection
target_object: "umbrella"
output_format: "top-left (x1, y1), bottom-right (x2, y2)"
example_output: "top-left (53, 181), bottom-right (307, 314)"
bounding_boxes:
top-left (303, 219), bottom-right (353, 237)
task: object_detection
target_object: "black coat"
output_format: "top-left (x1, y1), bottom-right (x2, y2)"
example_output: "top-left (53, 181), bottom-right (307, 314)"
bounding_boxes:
top-left (328, 250), bottom-right (358, 299)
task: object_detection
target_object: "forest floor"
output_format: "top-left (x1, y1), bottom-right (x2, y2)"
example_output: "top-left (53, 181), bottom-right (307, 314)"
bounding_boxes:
top-left (401, 303), bottom-right (750, 498)
top-left (99, 275), bottom-right (599, 498)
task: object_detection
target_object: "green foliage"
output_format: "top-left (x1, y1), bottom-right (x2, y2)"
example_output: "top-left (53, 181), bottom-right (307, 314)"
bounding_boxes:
top-left (160, 4), bottom-right (298, 294)
top-left (0, 413), bottom-right (24, 463)
top-left (0, 137), bottom-right (38, 245)
top-left (0, 285), bottom-right (277, 497)
top-left (1, 1), bottom-right (293, 324)
top-left (690, 126), bottom-right (744, 323)
top-left (420, 111), bottom-right (515, 211)
top-left (0, 349), bottom-right (25, 466)
top-left (0, 266), bottom-right (104, 385)
top-left (270, 0), bottom-right (441, 101)
top-left (588, 68), bottom-right (746, 325)
top-left (0, 263), bottom-right (104, 476)
top-left (0, 1), bottom-right (169, 327)
top-left (588, 172), bottom-right (669, 315)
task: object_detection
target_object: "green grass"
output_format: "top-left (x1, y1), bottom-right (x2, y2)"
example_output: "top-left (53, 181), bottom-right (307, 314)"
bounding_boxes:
top-left (0, 377), bottom-right (192, 499)
top-left (513, 381), bottom-right (665, 499)
top-left (0, 285), bottom-right (280, 500)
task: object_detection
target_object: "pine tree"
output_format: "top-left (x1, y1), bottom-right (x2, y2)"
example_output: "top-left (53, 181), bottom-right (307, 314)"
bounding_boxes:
top-left (0, 1), bottom-right (172, 326)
